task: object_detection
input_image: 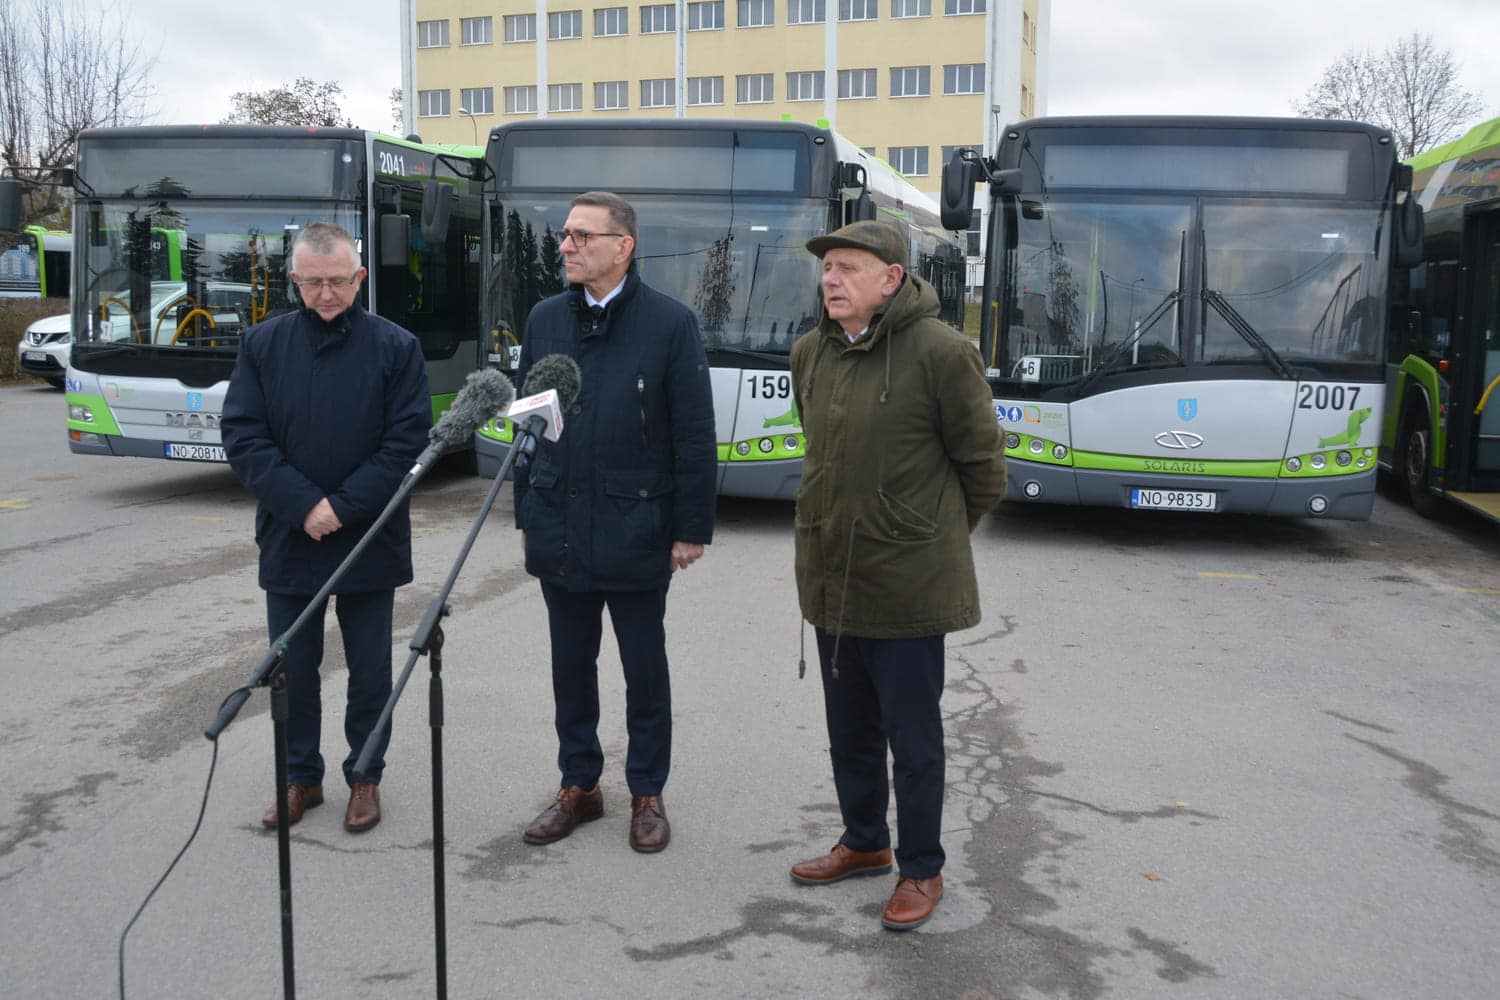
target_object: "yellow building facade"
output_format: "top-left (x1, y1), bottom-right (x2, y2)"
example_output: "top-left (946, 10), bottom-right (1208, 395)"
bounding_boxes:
top-left (403, 0), bottom-right (1048, 201)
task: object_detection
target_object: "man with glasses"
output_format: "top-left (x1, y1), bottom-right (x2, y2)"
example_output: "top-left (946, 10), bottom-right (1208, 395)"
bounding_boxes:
top-left (222, 222), bottom-right (431, 834)
top-left (514, 191), bottom-right (716, 854)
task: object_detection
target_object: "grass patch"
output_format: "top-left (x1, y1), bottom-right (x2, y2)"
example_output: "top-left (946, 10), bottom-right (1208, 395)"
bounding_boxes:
top-left (0, 298), bottom-right (67, 383)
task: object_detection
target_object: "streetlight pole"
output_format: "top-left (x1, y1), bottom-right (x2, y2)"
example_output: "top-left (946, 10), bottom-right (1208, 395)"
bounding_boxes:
top-left (457, 107), bottom-right (478, 147)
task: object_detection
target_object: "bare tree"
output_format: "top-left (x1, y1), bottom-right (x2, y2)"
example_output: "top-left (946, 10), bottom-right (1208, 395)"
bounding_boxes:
top-left (390, 87), bottom-right (404, 135)
top-left (223, 78), bottom-right (355, 128)
top-left (1295, 33), bottom-right (1485, 158)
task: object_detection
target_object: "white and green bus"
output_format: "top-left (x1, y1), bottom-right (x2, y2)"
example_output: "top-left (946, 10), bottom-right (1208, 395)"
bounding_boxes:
top-left (0, 126), bottom-right (486, 463)
top-left (473, 118), bottom-right (967, 499)
top-left (941, 115), bottom-right (1424, 520)
top-left (1384, 116), bottom-right (1500, 522)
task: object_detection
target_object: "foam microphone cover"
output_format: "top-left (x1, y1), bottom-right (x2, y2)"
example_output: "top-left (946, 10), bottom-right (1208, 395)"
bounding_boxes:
top-left (429, 368), bottom-right (516, 449)
top-left (522, 354), bottom-right (583, 410)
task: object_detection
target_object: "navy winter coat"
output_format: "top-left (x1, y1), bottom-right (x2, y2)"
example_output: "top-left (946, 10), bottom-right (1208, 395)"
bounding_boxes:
top-left (222, 303), bottom-right (432, 596)
top-left (514, 266), bottom-right (716, 591)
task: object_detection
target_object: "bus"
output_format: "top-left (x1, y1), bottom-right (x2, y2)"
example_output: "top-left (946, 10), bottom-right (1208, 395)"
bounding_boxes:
top-left (1384, 116), bottom-right (1500, 522)
top-left (941, 115), bottom-right (1423, 520)
top-left (0, 224), bottom-right (71, 298)
top-left (0, 126), bottom-right (486, 463)
top-left (473, 118), bottom-right (967, 499)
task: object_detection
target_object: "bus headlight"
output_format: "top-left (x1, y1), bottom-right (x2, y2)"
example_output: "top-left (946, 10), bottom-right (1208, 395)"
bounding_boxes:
top-left (1051, 443), bottom-right (1068, 460)
top-left (1028, 438), bottom-right (1045, 454)
top-left (735, 441), bottom-right (751, 456)
top-left (1023, 480), bottom-right (1043, 499)
top-left (1285, 456), bottom-right (1302, 473)
top-left (1310, 453), bottom-right (1327, 470)
top-left (1004, 432), bottom-right (1020, 449)
top-left (1335, 450), bottom-right (1352, 467)
top-left (783, 436), bottom-right (799, 452)
top-left (69, 404), bottom-right (93, 423)
top-left (758, 438), bottom-right (774, 453)
top-left (1308, 495), bottom-right (1329, 515)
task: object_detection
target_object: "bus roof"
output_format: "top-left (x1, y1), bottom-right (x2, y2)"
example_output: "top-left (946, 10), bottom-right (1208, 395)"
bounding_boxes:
top-left (998, 114), bottom-right (1395, 142)
top-left (1408, 115), bottom-right (1500, 212)
top-left (78, 125), bottom-right (481, 159)
top-left (1406, 116), bottom-right (1500, 173)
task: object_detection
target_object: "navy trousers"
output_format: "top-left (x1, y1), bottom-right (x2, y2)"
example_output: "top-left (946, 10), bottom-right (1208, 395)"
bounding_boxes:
top-left (540, 581), bottom-right (672, 796)
top-left (815, 628), bottom-right (947, 879)
top-left (265, 589), bottom-right (395, 789)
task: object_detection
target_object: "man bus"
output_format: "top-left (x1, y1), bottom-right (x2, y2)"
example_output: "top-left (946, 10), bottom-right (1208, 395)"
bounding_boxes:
top-left (473, 118), bottom-right (966, 500)
top-left (942, 115), bottom-right (1423, 520)
top-left (1385, 116), bottom-right (1500, 522)
top-left (0, 126), bottom-right (485, 463)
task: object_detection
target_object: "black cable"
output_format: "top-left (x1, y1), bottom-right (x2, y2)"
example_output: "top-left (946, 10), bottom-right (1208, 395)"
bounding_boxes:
top-left (117, 688), bottom-right (235, 999)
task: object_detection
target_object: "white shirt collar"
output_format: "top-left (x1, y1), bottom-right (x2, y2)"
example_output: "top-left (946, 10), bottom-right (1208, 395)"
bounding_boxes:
top-left (585, 277), bottom-right (627, 310)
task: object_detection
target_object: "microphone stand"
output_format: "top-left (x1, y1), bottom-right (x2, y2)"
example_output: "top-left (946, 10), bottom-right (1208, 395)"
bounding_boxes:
top-left (353, 414), bottom-right (547, 1000)
top-left (203, 452), bottom-right (450, 1000)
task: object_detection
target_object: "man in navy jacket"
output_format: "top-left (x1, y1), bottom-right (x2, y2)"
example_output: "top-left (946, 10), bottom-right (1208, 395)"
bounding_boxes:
top-left (515, 191), bottom-right (716, 853)
top-left (222, 222), bottom-right (431, 833)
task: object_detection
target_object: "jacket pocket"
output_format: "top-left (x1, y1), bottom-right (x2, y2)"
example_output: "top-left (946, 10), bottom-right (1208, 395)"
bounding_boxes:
top-left (603, 470), bottom-right (674, 553)
top-left (872, 488), bottom-right (938, 541)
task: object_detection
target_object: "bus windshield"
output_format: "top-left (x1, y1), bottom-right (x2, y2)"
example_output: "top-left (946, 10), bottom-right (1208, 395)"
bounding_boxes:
top-left (492, 195), bottom-right (826, 355)
top-left (76, 199), bottom-right (359, 351)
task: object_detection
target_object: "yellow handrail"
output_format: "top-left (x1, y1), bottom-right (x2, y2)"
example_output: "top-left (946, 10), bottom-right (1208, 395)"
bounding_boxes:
top-left (169, 308), bottom-right (218, 346)
top-left (99, 297), bottom-right (141, 343)
top-left (1477, 374), bottom-right (1500, 416)
top-left (154, 296), bottom-right (198, 343)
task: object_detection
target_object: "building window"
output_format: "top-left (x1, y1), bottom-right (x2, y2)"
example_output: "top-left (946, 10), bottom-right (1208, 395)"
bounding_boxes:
top-left (839, 0), bottom-right (877, 19)
top-left (838, 68), bottom-right (876, 99)
top-left (595, 80), bottom-right (629, 110)
top-left (549, 10), bottom-right (583, 39)
top-left (460, 16), bottom-right (492, 45)
top-left (944, 64), bottom-right (984, 95)
top-left (548, 83), bottom-right (583, 112)
top-left (504, 14), bottom-right (536, 42)
top-left (940, 144), bottom-right (980, 169)
top-left (944, 0), bottom-right (984, 13)
top-left (686, 76), bottom-right (724, 105)
top-left (640, 4), bottom-right (676, 32)
top-left (504, 86), bottom-right (537, 115)
top-left (460, 87), bottom-right (494, 115)
top-left (966, 208), bottom-right (981, 256)
top-left (688, 1), bottom-right (725, 29)
top-left (786, 71), bottom-right (824, 101)
top-left (738, 0), bottom-right (774, 26)
top-left (595, 6), bottom-right (628, 35)
top-left (417, 20), bottom-right (449, 47)
top-left (788, 0), bottom-right (825, 24)
top-left (888, 146), bottom-right (928, 176)
top-left (890, 66), bottom-right (930, 97)
top-left (641, 77), bottom-right (675, 107)
top-left (418, 89), bottom-right (450, 117)
top-left (891, 0), bottom-right (928, 14)
top-left (736, 73), bottom-right (773, 103)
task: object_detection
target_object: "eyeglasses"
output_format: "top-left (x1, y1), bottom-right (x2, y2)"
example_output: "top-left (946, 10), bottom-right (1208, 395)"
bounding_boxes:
top-left (294, 274), bottom-right (361, 291)
top-left (559, 229), bottom-right (626, 248)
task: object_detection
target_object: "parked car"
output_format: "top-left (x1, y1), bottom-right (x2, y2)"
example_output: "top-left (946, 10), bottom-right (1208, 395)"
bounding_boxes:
top-left (17, 312), bottom-right (70, 388)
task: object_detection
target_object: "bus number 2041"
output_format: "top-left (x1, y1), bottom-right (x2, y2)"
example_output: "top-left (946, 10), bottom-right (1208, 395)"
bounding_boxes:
top-left (1297, 384), bottom-right (1361, 410)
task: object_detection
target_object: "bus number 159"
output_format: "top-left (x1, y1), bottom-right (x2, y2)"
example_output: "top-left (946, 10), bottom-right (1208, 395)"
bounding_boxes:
top-left (748, 373), bottom-right (792, 399)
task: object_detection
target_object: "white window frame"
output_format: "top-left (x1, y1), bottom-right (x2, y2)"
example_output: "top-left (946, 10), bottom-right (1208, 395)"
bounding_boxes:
top-left (889, 65), bottom-right (930, 98)
top-left (417, 89), bottom-right (450, 117)
top-left (548, 10), bottom-right (583, 39)
top-left (738, 0), bottom-right (775, 27)
top-left (504, 85), bottom-right (538, 115)
top-left (460, 87), bottom-right (494, 115)
top-left (686, 76), bottom-right (724, 106)
top-left (417, 20), bottom-right (449, 47)
top-left (786, 71), bottom-right (825, 102)
top-left (736, 73), bottom-right (774, 103)
top-left (688, 1), bottom-right (725, 29)
top-left (460, 16), bottom-right (492, 45)
top-left (891, 0), bottom-right (929, 14)
top-left (640, 4), bottom-right (676, 33)
top-left (944, 0), bottom-right (984, 13)
top-left (788, 0), bottom-right (825, 24)
top-left (595, 7), bottom-right (628, 35)
top-left (888, 145), bottom-right (929, 176)
top-left (640, 77), bottom-right (675, 107)
top-left (837, 68), bottom-right (876, 100)
top-left (943, 63), bottom-right (984, 95)
top-left (839, 0), bottom-right (877, 20)
top-left (594, 80), bottom-right (629, 110)
top-left (548, 83), bottom-right (583, 112)
top-left (503, 14), bottom-right (536, 42)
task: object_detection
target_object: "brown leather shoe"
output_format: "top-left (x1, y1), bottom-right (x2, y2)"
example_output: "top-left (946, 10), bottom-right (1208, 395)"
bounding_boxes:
top-left (629, 795), bottom-right (670, 853)
top-left (261, 783), bottom-right (323, 828)
top-left (881, 874), bottom-right (944, 931)
top-left (343, 782), bottom-right (381, 832)
top-left (790, 843), bottom-right (894, 885)
top-left (523, 785), bottom-right (603, 845)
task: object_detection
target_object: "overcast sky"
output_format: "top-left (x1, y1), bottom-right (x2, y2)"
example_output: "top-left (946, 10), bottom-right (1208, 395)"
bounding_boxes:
top-left (135, 1), bottom-right (1499, 137)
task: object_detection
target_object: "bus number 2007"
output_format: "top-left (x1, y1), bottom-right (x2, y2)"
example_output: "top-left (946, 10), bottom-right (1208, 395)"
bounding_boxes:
top-left (748, 373), bottom-right (792, 399)
top-left (1297, 384), bottom-right (1360, 410)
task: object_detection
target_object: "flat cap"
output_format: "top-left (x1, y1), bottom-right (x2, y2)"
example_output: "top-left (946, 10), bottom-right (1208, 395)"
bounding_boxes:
top-left (805, 220), bottom-right (906, 266)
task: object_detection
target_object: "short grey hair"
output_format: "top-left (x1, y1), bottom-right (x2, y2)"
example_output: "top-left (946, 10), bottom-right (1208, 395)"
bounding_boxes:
top-left (290, 222), bottom-right (359, 271)
top-left (571, 191), bottom-right (637, 243)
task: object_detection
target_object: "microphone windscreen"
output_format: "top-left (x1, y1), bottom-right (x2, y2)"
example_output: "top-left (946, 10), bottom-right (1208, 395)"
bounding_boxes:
top-left (429, 368), bottom-right (516, 448)
top-left (522, 354), bottom-right (582, 411)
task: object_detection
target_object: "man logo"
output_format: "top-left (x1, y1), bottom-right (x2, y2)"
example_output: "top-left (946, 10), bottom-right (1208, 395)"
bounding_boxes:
top-left (1178, 398), bottom-right (1198, 421)
top-left (1155, 430), bottom-right (1205, 450)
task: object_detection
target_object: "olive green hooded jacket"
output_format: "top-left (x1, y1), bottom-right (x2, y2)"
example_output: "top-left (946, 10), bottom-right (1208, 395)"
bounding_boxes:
top-left (790, 272), bottom-right (1006, 638)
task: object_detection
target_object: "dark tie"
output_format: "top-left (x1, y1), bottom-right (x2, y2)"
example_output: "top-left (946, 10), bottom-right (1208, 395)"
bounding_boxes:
top-left (586, 304), bottom-right (604, 330)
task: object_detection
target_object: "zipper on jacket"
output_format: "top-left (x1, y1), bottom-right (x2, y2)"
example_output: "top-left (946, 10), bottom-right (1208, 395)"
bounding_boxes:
top-left (636, 374), bottom-right (647, 448)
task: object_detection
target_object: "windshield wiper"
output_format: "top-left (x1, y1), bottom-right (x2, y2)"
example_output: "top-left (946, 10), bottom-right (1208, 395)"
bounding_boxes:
top-left (1202, 290), bottom-right (1296, 380)
top-left (1070, 288), bottom-right (1183, 396)
top-left (705, 344), bottom-right (789, 364)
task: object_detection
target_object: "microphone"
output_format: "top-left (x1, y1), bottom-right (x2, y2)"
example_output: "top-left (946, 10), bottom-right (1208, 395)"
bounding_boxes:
top-left (404, 367), bottom-right (516, 486)
top-left (509, 354), bottom-right (582, 463)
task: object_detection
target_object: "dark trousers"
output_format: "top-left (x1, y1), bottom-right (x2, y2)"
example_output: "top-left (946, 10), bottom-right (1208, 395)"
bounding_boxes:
top-left (265, 589), bottom-right (395, 789)
top-left (815, 628), bottom-right (947, 879)
top-left (540, 581), bottom-right (672, 796)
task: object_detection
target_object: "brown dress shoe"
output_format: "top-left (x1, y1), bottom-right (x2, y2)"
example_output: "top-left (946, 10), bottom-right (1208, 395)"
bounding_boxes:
top-left (790, 843), bottom-right (894, 885)
top-left (629, 795), bottom-right (670, 853)
top-left (881, 874), bottom-right (944, 931)
top-left (261, 783), bottom-right (323, 828)
top-left (523, 785), bottom-right (603, 845)
top-left (344, 782), bottom-right (381, 832)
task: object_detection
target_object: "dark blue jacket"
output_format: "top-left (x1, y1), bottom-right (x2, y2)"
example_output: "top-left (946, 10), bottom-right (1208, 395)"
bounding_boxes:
top-left (222, 303), bottom-right (432, 596)
top-left (514, 266), bottom-right (716, 591)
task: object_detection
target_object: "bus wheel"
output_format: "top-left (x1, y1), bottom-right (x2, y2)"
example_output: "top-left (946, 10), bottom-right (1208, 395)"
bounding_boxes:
top-left (1399, 406), bottom-right (1438, 517)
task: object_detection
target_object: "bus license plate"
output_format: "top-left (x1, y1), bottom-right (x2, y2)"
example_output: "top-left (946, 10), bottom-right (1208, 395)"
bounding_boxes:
top-left (1130, 488), bottom-right (1217, 511)
top-left (164, 443), bottom-right (226, 462)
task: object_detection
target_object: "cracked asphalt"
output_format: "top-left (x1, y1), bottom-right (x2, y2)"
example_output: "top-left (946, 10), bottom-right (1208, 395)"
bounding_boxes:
top-left (2, 382), bottom-right (1498, 999)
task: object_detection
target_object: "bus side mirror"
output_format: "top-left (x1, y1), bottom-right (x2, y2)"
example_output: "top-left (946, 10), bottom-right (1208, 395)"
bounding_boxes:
top-left (379, 213), bottom-right (411, 268)
top-left (845, 192), bottom-right (876, 224)
top-left (940, 156), bottom-right (978, 230)
top-left (1394, 196), bottom-right (1424, 269)
top-left (420, 179), bottom-right (452, 244)
top-left (0, 180), bottom-right (23, 233)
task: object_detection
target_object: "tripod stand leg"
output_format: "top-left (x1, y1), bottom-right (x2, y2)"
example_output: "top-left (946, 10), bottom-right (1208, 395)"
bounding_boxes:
top-left (270, 673), bottom-right (297, 999)
top-left (430, 626), bottom-right (448, 1000)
